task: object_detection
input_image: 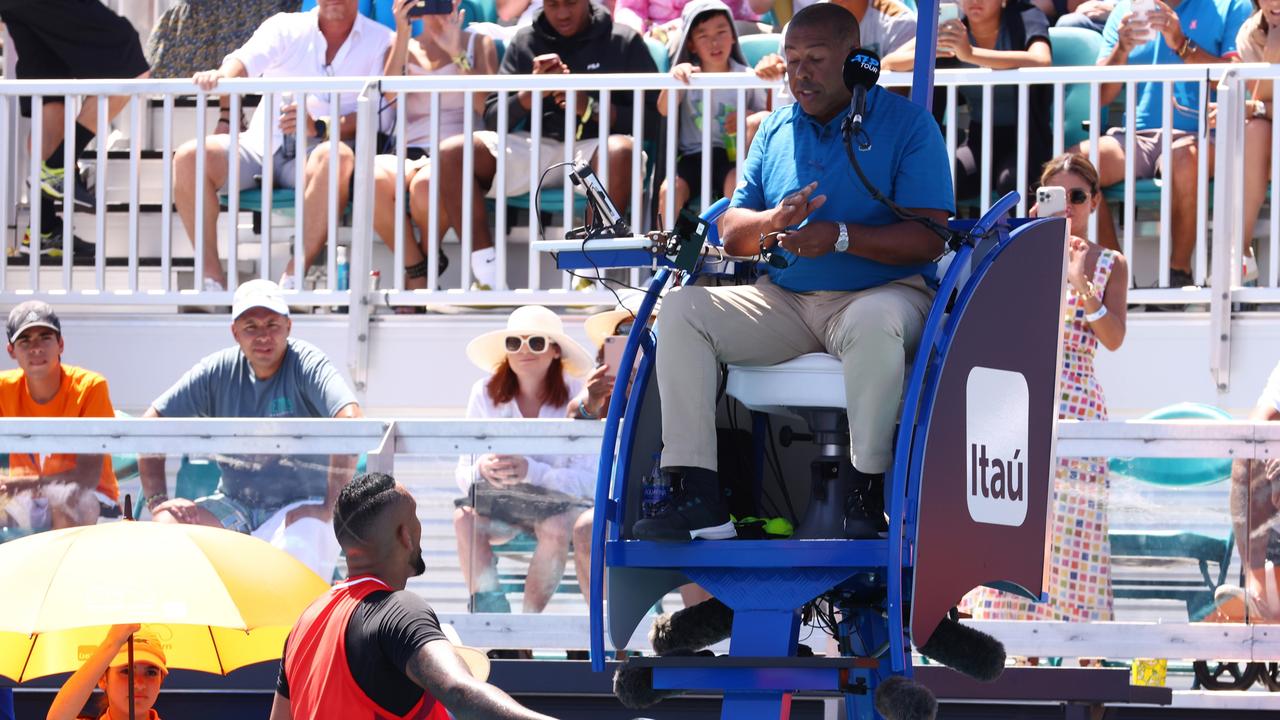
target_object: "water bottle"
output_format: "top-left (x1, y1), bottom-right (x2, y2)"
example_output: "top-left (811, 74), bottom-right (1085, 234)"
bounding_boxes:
top-left (641, 454), bottom-right (671, 519)
top-left (281, 91), bottom-right (296, 160)
top-left (336, 245), bottom-right (350, 291)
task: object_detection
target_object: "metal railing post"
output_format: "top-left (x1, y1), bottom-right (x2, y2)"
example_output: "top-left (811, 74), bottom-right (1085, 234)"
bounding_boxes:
top-left (1209, 72), bottom-right (1239, 394)
top-left (347, 82), bottom-right (378, 399)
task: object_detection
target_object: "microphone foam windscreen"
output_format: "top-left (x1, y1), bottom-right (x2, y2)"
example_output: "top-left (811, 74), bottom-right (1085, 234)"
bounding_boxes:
top-left (842, 48), bottom-right (882, 93)
top-left (649, 597), bottom-right (734, 655)
top-left (874, 675), bottom-right (938, 720)
top-left (917, 617), bottom-right (1007, 682)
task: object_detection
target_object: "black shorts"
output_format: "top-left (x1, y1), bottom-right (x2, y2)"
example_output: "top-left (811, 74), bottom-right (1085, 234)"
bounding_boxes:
top-left (675, 147), bottom-right (734, 206)
top-left (2, 0), bottom-right (150, 116)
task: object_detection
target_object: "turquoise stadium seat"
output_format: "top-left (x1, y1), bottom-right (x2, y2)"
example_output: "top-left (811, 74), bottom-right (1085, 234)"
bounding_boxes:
top-left (899, 0), bottom-right (917, 11)
top-left (220, 188), bottom-right (296, 214)
top-left (646, 36), bottom-right (670, 73)
top-left (1109, 402), bottom-right (1234, 486)
top-left (1048, 26), bottom-right (1103, 149)
top-left (739, 34), bottom-right (781, 68)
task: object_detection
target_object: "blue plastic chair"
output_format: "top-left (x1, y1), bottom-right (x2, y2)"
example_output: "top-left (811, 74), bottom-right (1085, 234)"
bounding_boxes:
top-left (1049, 27), bottom-right (1104, 149)
top-left (739, 33), bottom-right (782, 68)
top-left (1109, 402), bottom-right (1234, 486)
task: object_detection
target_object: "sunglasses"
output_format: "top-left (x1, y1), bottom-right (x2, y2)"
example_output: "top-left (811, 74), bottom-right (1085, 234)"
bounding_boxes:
top-left (504, 335), bottom-right (550, 353)
top-left (1067, 188), bottom-right (1091, 205)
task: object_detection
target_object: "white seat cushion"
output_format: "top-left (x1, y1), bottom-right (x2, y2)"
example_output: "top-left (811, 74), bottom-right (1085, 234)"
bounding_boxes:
top-left (726, 352), bottom-right (846, 417)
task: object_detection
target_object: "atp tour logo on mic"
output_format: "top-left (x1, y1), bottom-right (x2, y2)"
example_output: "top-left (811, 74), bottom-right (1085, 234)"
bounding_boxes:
top-left (850, 53), bottom-right (880, 74)
top-left (965, 367), bottom-right (1029, 527)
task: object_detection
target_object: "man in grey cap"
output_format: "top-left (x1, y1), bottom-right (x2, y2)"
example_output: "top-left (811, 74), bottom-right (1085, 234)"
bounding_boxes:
top-left (138, 280), bottom-right (362, 579)
top-left (1, 301), bottom-right (119, 531)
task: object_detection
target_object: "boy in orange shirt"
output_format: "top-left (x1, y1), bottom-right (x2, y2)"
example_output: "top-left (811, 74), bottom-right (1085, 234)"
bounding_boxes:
top-left (1, 301), bottom-right (117, 530)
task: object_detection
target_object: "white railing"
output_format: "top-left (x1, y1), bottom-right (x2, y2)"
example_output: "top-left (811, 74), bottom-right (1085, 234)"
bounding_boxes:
top-left (2, 418), bottom-right (1279, 659)
top-left (0, 65), bottom-right (1275, 308)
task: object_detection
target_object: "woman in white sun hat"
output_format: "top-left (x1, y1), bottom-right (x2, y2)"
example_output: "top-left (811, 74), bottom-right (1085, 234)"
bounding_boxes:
top-left (454, 305), bottom-right (597, 615)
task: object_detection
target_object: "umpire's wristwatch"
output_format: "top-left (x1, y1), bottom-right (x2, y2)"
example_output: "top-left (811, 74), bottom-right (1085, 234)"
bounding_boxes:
top-left (833, 222), bottom-right (850, 253)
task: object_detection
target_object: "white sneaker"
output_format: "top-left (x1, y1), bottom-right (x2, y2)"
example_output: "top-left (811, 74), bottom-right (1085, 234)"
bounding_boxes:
top-left (279, 274), bottom-right (298, 291)
top-left (1244, 254), bottom-right (1259, 286)
top-left (202, 277), bottom-right (226, 293)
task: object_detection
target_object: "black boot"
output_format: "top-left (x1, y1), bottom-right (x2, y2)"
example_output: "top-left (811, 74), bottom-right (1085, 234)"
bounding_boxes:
top-left (632, 467), bottom-right (736, 542)
top-left (844, 470), bottom-right (888, 539)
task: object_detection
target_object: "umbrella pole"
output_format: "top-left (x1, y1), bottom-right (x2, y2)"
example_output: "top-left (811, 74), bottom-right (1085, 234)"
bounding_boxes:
top-left (128, 634), bottom-right (135, 720)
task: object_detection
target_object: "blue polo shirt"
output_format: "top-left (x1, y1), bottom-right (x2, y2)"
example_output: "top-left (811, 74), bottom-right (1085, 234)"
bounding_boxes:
top-left (1099, 0), bottom-right (1251, 132)
top-left (730, 86), bottom-right (955, 293)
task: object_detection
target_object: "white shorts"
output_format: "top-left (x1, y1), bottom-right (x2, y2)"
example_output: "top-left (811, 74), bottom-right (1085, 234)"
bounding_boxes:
top-left (475, 131), bottom-right (602, 199)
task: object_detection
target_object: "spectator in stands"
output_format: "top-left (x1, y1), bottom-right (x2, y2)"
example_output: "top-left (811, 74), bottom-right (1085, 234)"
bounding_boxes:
top-left (1235, 0), bottom-right (1277, 287)
top-left (0, 301), bottom-right (118, 532)
top-left (965, 153), bottom-right (1128, 627)
top-left (173, 0), bottom-right (391, 293)
top-left (434, 0), bottom-right (658, 290)
top-left (1055, 0), bottom-right (1116, 33)
top-left (147, 1), bottom-right (301, 134)
top-left (614, 0), bottom-right (758, 36)
top-left (376, 0), bottom-right (500, 295)
top-left (891, 0), bottom-right (1054, 203)
top-left (657, 0), bottom-right (772, 223)
top-left (138, 280), bottom-right (362, 581)
top-left (1227, 360), bottom-right (1280, 621)
top-left (1073, 0), bottom-right (1251, 282)
top-left (0, 0), bottom-right (150, 260)
top-left (566, 295), bottom-right (705, 605)
top-left (47, 625), bottom-right (169, 720)
top-left (455, 306), bottom-right (596, 613)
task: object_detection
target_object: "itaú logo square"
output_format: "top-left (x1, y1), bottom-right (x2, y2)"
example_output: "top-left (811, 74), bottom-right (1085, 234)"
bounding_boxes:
top-left (966, 367), bottom-right (1029, 527)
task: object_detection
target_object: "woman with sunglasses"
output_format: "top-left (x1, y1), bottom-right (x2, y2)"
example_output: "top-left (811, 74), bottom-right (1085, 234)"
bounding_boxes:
top-left (964, 153), bottom-right (1128, 638)
top-left (454, 305), bottom-right (597, 614)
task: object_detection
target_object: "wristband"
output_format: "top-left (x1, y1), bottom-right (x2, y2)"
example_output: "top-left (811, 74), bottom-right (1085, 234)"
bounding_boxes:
top-left (578, 399), bottom-right (598, 419)
top-left (1178, 36), bottom-right (1196, 60)
top-left (1084, 305), bottom-right (1109, 323)
top-left (452, 52), bottom-right (472, 72)
top-left (146, 493), bottom-right (170, 511)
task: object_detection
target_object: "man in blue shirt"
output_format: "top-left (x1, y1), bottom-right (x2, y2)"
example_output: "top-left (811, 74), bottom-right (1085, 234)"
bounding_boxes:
top-left (634, 3), bottom-right (954, 542)
top-left (1073, 0), bottom-right (1249, 286)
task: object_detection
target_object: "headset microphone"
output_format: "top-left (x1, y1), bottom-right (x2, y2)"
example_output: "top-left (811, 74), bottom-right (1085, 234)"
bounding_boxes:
top-left (842, 47), bottom-right (881, 138)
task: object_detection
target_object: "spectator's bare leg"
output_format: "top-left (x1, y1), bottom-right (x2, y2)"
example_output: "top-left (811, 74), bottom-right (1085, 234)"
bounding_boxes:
top-left (593, 135), bottom-right (634, 214)
top-left (454, 505), bottom-right (502, 595)
top-left (525, 509), bottom-right (575, 613)
top-left (152, 505), bottom-right (222, 527)
top-left (658, 176), bottom-right (691, 228)
top-left (173, 136), bottom-right (231, 286)
top-left (1169, 136), bottom-right (1209, 276)
top-left (41, 71), bottom-right (150, 161)
top-left (1072, 136), bottom-right (1123, 252)
top-left (47, 485), bottom-right (100, 529)
top-left (283, 141), bottom-right (355, 280)
top-left (745, 111), bottom-right (770, 155)
top-left (723, 170), bottom-right (739, 203)
top-left (678, 584), bottom-right (712, 607)
top-left (436, 134), bottom-right (496, 286)
top-left (372, 156), bottom-right (429, 290)
top-left (406, 165), bottom-right (461, 284)
top-left (571, 508), bottom-right (593, 597)
top-left (1241, 118), bottom-right (1272, 265)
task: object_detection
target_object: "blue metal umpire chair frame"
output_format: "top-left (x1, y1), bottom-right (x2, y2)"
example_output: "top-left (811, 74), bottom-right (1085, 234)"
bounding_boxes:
top-left (541, 6), bottom-right (1068, 715)
top-left (572, 191), bottom-right (1036, 720)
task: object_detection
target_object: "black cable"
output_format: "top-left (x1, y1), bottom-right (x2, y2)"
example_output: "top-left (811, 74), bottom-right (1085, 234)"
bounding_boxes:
top-left (763, 415), bottom-right (799, 524)
top-left (841, 127), bottom-right (962, 254)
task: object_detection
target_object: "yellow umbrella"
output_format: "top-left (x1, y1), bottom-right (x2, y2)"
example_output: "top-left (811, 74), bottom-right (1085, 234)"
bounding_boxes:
top-left (0, 519), bottom-right (329, 682)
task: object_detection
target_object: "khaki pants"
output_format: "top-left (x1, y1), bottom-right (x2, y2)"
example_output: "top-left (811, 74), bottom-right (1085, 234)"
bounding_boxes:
top-left (656, 274), bottom-right (934, 475)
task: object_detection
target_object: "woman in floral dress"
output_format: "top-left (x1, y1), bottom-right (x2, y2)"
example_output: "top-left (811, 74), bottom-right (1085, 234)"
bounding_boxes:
top-left (964, 153), bottom-right (1129, 622)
